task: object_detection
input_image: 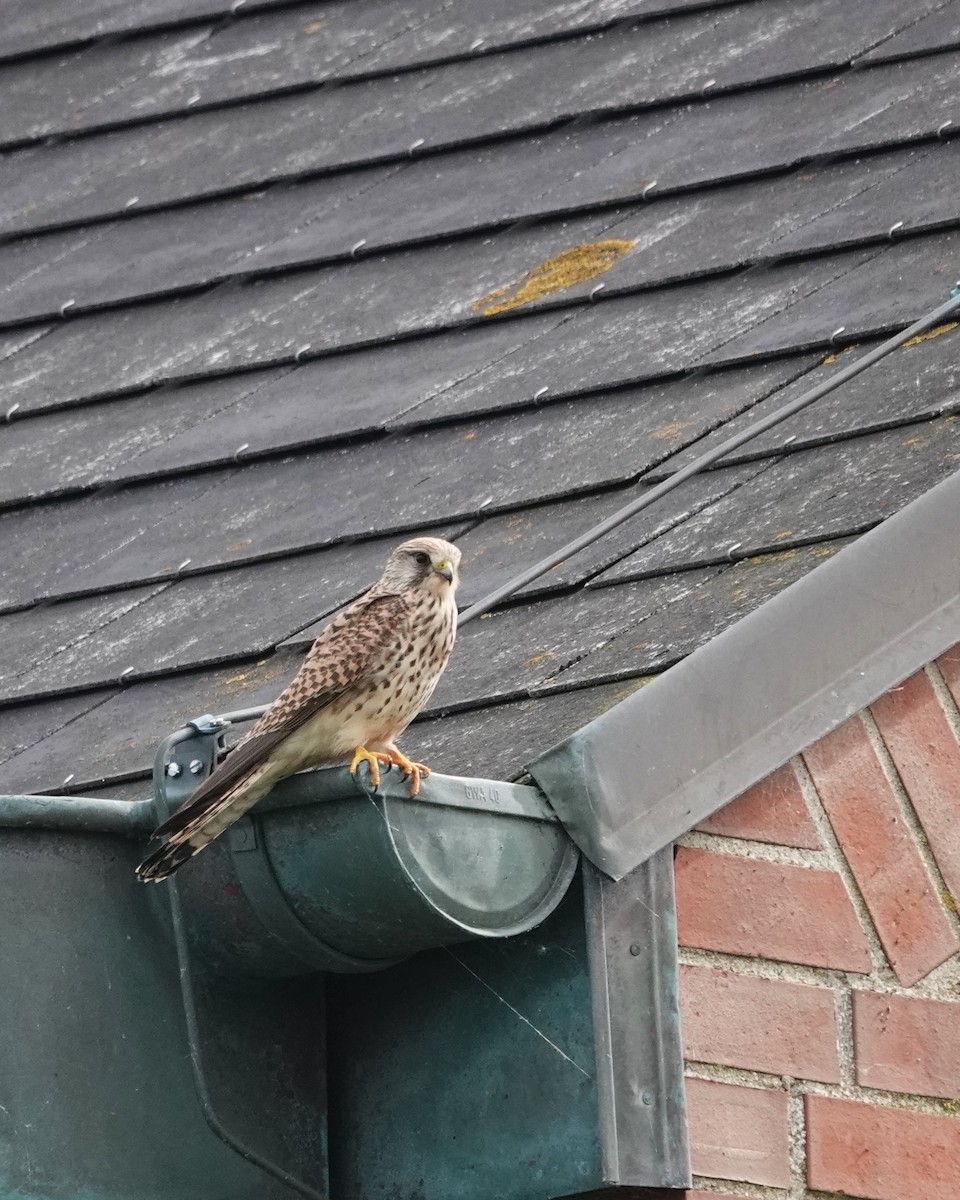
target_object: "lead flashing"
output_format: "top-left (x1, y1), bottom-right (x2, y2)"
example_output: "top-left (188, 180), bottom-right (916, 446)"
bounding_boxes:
top-left (528, 468), bottom-right (960, 880)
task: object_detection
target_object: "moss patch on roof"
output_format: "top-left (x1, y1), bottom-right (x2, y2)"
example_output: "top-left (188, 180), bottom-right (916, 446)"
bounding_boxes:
top-left (473, 239), bottom-right (634, 316)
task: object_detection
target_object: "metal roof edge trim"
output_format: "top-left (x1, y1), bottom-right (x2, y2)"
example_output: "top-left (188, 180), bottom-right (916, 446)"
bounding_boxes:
top-left (527, 467), bottom-right (960, 880)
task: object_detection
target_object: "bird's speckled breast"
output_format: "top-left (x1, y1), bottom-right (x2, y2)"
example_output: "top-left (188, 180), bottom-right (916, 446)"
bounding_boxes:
top-left (297, 589), bottom-right (457, 766)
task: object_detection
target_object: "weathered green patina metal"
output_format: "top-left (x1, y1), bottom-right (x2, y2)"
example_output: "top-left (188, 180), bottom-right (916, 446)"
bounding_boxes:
top-left (327, 851), bottom-right (689, 1200)
top-left (0, 809), bottom-right (324, 1200)
top-left (0, 791), bottom-right (154, 836)
top-left (0, 713), bottom-right (688, 1200)
top-left (154, 719), bottom-right (579, 976)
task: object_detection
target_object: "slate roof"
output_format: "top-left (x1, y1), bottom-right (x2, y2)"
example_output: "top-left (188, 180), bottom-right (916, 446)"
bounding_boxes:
top-left (1, 0), bottom-right (959, 801)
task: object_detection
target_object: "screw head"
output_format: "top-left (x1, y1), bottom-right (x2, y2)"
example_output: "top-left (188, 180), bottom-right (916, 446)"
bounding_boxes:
top-left (629, 943), bottom-right (642, 957)
top-left (189, 759), bottom-right (204, 775)
top-left (166, 762), bottom-right (182, 778)
top-left (642, 1092), bottom-right (654, 1106)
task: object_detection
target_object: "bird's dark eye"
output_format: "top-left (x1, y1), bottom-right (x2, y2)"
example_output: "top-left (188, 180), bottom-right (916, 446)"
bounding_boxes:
top-left (413, 552), bottom-right (430, 566)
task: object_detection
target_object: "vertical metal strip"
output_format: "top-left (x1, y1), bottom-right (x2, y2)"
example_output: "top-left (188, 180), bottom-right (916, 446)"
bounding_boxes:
top-left (153, 727), bottom-right (327, 1200)
top-left (582, 849), bottom-right (690, 1189)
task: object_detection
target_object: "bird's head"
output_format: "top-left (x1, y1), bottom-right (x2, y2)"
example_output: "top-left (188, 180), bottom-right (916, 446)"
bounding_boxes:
top-left (380, 537), bottom-right (461, 597)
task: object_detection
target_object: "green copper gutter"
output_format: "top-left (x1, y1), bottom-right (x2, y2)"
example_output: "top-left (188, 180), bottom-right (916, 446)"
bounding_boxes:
top-left (0, 792), bottom-right (155, 836)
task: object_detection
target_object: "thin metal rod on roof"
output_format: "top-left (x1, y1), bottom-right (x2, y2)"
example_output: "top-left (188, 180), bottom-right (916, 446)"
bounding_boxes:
top-left (456, 286), bottom-right (960, 626)
top-left (202, 287), bottom-right (960, 731)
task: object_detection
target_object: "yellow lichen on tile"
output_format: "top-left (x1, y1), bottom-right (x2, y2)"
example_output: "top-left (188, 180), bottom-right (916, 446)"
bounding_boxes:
top-left (224, 658), bottom-right (284, 694)
top-left (651, 419), bottom-right (692, 441)
top-left (822, 342), bottom-right (861, 365)
top-left (901, 321), bottom-right (958, 349)
top-left (748, 548), bottom-right (798, 566)
top-left (473, 239), bottom-right (635, 317)
top-left (523, 650), bottom-right (557, 668)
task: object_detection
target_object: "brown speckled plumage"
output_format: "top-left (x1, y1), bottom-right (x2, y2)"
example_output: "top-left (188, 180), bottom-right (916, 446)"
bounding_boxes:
top-left (137, 537), bottom-right (460, 881)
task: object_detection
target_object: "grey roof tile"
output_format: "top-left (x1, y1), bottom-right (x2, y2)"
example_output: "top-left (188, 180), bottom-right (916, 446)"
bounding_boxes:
top-left (704, 230), bottom-right (960, 362)
top-left (0, 238), bottom-right (871, 414)
top-left (406, 249), bottom-right (878, 424)
top-left (857, 0), bottom-right (960, 65)
top-left (282, 466), bottom-right (769, 643)
top-left (1, 39), bottom-right (956, 237)
top-left (0, 345), bottom-right (819, 524)
top-left (1, 0), bottom-right (956, 799)
top-left (1, 585), bottom-right (169, 701)
top-left (595, 416), bottom-right (960, 582)
top-left (0, 28), bottom-right (216, 147)
top-left (101, 324), bottom-right (577, 486)
top-left (450, 463), bottom-right (769, 607)
top-left (0, 324), bottom-right (54, 368)
top-left (0, 0), bottom-right (734, 144)
top-left (542, 538), bottom-right (853, 690)
top-left (0, 317), bottom-right (566, 503)
top-left (1, 0), bottom-right (748, 64)
top-left (0, 473), bottom-right (229, 611)
top-left (0, 165), bottom-right (402, 326)
top-left (6, 140), bottom-right (960, 331)
top-left (0, 360), bottom-right (821, 606)
top-left (0, 370), bottom-right (287, 507)
top-left (0, 648), bottom-right (306, 794)
top-left (0, 688), bottom-right (118, 775)
top-left (0, 655), bottom-right (649, 796)
top-left (430, 569), bottom-right (725, 712)
top-left (431, 535), bottom-right (851, 711)
top-left (0, 527), bottom-right (464, 704)
top-left (404, 678), bottom-right (653, 783)
top-left (767, 142), bottom-right (960, 256)
top-left (647, 321), bottom-right (960, 476)
top-left (0, 0), bottom-right (296, 60)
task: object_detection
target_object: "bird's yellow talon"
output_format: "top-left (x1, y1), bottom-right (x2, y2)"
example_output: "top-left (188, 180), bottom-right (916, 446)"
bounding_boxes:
top-left (349, 747), bottom-right (431, 795)
top-left (349, 746), bottom-right (393, 790)
top-left (387, 750), bottom-right (431, 796)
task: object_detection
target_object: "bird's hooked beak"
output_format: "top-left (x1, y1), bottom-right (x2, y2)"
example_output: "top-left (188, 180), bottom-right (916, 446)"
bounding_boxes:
top-left (435, 560), bottom-right (455, 583)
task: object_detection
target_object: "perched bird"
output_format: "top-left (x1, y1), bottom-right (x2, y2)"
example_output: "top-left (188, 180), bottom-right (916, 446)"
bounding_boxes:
top-left (137, 536), bottom-right (461, 882)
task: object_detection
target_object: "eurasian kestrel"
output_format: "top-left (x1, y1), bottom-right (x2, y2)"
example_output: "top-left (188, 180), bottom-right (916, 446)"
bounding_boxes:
top-left (137, 536), bottom-right (461, 881)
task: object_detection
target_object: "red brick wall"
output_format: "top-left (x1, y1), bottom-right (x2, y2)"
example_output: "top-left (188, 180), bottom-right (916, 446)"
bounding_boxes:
top-left (675, 653), bottom-right (960, 1200)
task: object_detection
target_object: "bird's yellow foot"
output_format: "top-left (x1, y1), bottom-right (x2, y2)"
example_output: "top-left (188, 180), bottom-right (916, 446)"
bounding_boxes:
top-left (386, 749), bottom-right (431, 797)
top-left (349, 746), bottom-right (394, 790)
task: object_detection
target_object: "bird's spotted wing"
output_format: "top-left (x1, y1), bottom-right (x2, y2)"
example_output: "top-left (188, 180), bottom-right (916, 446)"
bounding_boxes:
top-left (154, 591), bottom-right (409, 837)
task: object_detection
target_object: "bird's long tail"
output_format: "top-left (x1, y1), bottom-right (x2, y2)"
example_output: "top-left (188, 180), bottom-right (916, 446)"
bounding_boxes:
top-left (136, 761), bottom-right (273, 883)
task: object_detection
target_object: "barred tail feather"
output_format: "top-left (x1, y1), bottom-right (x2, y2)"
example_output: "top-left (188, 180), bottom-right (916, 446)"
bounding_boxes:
top-left (136, 762), bottom-right (273, 882)
top-left (136, 838), bottom-right (203, 883)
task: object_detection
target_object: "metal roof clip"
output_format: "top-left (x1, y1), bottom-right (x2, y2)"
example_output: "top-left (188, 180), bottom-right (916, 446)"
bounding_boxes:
top-left (188, 713), bottom-right (230, 735)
